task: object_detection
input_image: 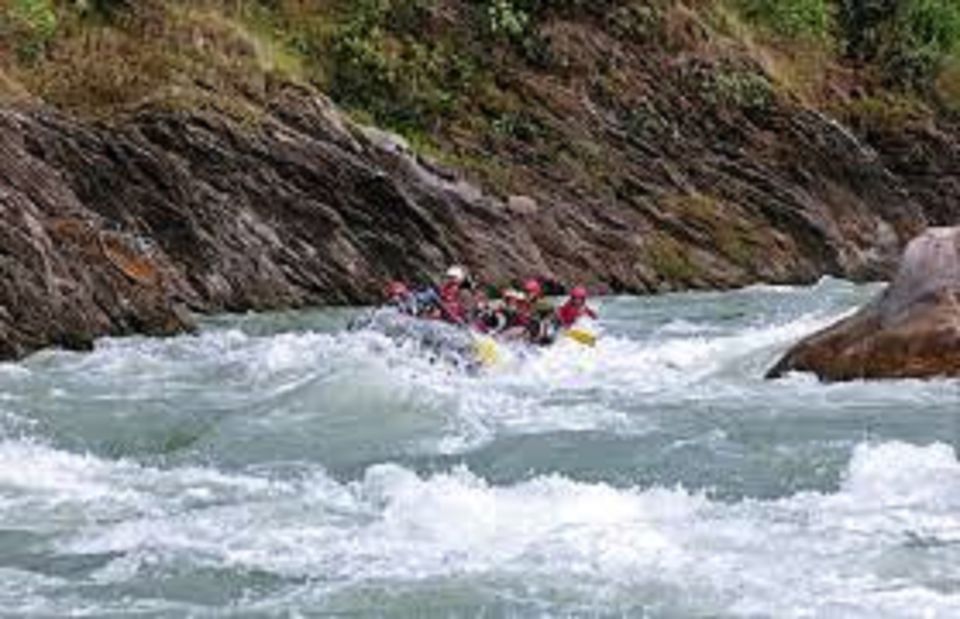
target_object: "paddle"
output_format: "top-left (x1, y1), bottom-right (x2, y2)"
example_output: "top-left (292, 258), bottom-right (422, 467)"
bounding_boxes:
top-left (564, 328), bottom-right (597, 347)
top-left (473, 336), bottom-right (503, 367)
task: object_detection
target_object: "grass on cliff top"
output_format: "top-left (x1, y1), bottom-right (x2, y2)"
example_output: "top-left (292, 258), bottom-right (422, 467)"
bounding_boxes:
top-left (1, 1), bottom-right (309, 119)
top-left (3, 0), bottom-right (959, 139)
top-left (10, 2), bottom-right (959, 103)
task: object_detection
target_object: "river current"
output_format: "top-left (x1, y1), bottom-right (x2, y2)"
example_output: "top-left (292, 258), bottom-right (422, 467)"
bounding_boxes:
top-left (0, 279), bottom-right (958, 617)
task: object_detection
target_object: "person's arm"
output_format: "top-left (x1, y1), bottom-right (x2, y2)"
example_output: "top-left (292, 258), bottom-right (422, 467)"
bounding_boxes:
top-left (584, 306), bottom-right (598, 320)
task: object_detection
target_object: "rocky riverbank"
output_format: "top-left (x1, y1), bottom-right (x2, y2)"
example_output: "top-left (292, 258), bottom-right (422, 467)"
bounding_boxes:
top-left (5, 0), bottom-right (960, 361)
top-left (0, 79), bottom-right (954, 360)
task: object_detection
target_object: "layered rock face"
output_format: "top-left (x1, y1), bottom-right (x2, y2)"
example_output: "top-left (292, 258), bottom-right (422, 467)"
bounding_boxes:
top-left (0, 114), bottom-right (192, 359)
top-left (0, 81), bottom-right (945, 360)
top-left (1, 88), bottom-right (565, 359)
top-left (767, 227), bottom-right (960, 381)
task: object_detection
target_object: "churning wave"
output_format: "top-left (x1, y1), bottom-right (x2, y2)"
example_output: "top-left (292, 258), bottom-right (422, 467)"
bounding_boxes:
top-left (1, 279), bottom-right (957, 616)
top-left (0, 438), bottom-right (958, 616)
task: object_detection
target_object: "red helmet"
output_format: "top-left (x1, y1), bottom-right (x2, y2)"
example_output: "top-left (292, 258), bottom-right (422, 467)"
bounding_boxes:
top-left (523, 278), bottom-right (542, 297)
top-left (570, 286), bottom-right (588, 300)
top-left (386, 281), bottom-right (408, 297)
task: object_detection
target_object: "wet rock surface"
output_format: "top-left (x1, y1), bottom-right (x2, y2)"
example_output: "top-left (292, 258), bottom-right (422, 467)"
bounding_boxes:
top-left (767, 227), bottom-right (960, 381)
top-left (0, 82), bottom-right (950, 360)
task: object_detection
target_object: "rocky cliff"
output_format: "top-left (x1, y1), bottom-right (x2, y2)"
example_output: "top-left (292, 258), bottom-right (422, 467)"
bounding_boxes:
top-left (0, 88), bottom-right (544, 358)
top-left (0, 80), bottom-right (945, 359)
top-left (2, 0), bottom-right (960, 360)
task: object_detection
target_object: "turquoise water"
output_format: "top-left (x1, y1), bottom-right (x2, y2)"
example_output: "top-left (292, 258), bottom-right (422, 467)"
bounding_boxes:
top-left (0, 279), bottom-right (958, 617)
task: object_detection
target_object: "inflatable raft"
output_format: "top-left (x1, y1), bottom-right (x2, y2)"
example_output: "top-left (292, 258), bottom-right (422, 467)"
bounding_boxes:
top-left (348, 309), bottom-right (596, 372)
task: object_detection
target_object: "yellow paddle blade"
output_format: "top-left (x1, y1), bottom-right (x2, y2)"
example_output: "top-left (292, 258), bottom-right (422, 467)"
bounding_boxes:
top-left (565, 328), bottom-right (597, 347)
top-left (474, 336), bottom-right (502, 367)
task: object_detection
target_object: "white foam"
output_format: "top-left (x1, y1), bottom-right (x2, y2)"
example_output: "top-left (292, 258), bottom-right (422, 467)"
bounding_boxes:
top-left (0, 439), bottom-right (287, 534)
top-left (1, 439), bottom-right (951, 616)
top-left (420, 308), bottom-right (858, 454)
top-left (0, 282), bottom-right (955, 615)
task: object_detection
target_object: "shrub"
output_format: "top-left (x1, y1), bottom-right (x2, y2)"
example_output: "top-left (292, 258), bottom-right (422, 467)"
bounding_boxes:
top-left (885, 0), bottom-right (960, 88)
top-left (6, 0), bottom-right (58, 61)
top-left (839, 0), bottom-right (960, 89)
top-left (837, 93), bottom-right (931, 133)
top-left (606, 3), bottom-right (663, 43)
top-left (699, 67), bottom-right (774, 111)
top-left (486, 0), bottom-right (530, 38)
top-left (837, 0), bottom-right (897, 60)
top-left (326, 0), bottom-right (479, 134)
top-left (734, 0), bottom-right (831, 39)
top-left (644, 233), bottom-right (699, 283)
top-left (83, 0), bottom-right (132, 20)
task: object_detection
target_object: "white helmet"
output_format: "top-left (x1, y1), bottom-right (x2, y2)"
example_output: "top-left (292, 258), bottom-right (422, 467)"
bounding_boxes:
top-left (445, 265), bottom-right (467, 282)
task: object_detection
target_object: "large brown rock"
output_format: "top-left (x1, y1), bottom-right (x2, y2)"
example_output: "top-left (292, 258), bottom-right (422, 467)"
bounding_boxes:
top-left (767, 227), bottom-right (960, 381)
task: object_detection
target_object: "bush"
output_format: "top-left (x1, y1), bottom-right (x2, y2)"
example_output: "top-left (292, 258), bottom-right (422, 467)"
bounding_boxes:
top-left (700, 67), bottom-right (775, 110)
top-left (886, 0), bottom-right (960, 88)
top-left (837, 0), bottom-right (897, 60)
top-left (735, 0), bottom-right (831, 38)
top-left (83, 0), bottom-right (132, 20)
top-left (486, 0), bottom-right (530, 38)
top-left (837, 93), bottom-right (931, 133)
top-left (326, 0), bottom-right (479, 134)
top-left (839, 0), bottom-right (960, 89)
top-left (6, 0), bottom-right (58, 61)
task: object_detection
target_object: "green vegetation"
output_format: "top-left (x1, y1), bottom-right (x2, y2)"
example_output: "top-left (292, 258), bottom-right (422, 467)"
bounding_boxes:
top-left (731, 0), bottom-right (960, 92)
top-left (835, 92), bottom-right (933, 133)
top-left (84, 0), bottom-right (131, 19)
top-left (644, 233), bottom-right (700, 283)
top-left (322, 0), bottom-right (480, 134)
top-left (662, 192), bottom-right (761, 267)
top-left (705, 68), bottom-right (775, 110)
top-left (487, 0), bottom-right (531, 38)
top-left (734, 0), bottom-right (831, 38)
top-left (836, 0), bottom-right (960, 89)
top-left (4, 0), bottom-right (58, 61)
top-left (3, 0), bottom-right (960, 137)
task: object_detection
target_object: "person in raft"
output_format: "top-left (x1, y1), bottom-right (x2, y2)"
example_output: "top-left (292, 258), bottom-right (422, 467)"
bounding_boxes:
top-left (384, 280), bottom-right (444, 319)
top-left (438, 265), bottom-right (480, 325)
top-left (516, 278), bottom-right (558, 345)
top-left (485, 288), bottom-right (528, 339)
top-left (555, 285), bottom-right (597, 328)
top-left (383, 269), bottom-right (599, 343)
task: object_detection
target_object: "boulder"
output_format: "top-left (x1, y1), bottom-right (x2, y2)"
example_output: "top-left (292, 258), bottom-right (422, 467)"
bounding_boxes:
top-left (767, 227), bottom-right (960, 381)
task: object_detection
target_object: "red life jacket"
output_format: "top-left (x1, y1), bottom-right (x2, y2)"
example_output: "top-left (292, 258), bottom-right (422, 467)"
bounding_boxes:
top-left (557, 301), bottom-right (596, 328)
top-left (513, 303), bottom-right (533, 327)
top-left (439, 281), bottom-right (465, 323)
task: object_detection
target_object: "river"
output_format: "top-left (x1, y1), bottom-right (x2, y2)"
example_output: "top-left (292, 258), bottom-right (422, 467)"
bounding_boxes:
top-left (0, 279), bottom-right (958, 617)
